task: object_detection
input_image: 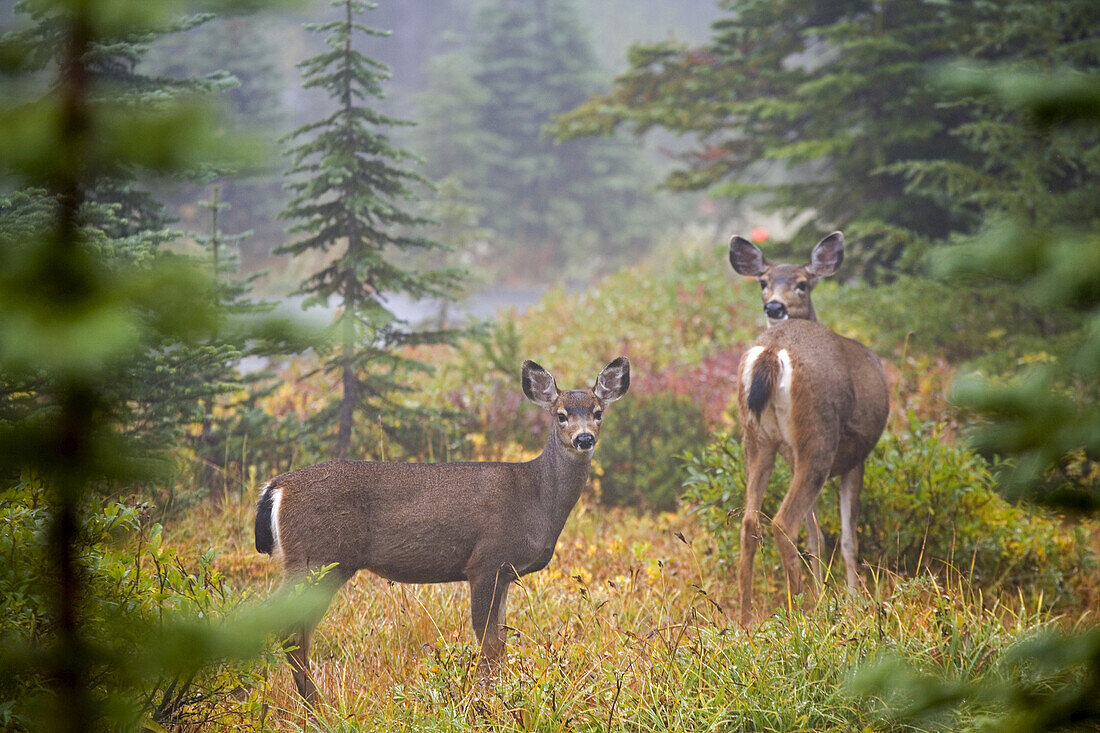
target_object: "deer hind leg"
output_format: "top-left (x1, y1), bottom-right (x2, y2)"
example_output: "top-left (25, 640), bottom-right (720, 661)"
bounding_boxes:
top-left (772, 463), bottom-right (830, 609)
top-left (282, 565), bottom-right (354, 707)
top-left (804, 502), bottom-right (824, 590)
top-left (470, 567), bottom-right (513, 673)
top-left (839, 464), bottom-right (865, 592)
top-left (739, 439), bottom-right (777, 627)
top-left (286, 621), bottom-right (317, 706)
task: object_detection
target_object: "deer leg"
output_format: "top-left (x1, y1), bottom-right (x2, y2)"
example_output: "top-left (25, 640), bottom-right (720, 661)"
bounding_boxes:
top-left (839, 464), bottom-right (865, 592)
top-left (772, 464), bottom-right (829, 609)
top-left (739, 440), bottom-right (777, 627)
top-left (470, 568), bottom-right (512, 672)
top-left (282, 565), bottom-right (353, 707)
top-left (286, 622), bottom-right (318, 706)
top-left (804, 501), bottom-right (824, 591)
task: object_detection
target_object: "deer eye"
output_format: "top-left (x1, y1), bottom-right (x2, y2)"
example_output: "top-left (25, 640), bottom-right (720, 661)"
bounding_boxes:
top-left (758, 279), bottom-right (767, 291)
top-left (557, 412), bottom-right (567, 424)
top-left (795, 281), bottom-right (808, 292)
top-left (593, 410), bottom-right (603, 421)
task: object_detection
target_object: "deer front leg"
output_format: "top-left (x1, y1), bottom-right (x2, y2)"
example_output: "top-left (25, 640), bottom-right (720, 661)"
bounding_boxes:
top-left (469, 568), bottom-right (512, 672)
top-left (772, 464), bottom-right (830, 610)
top-left (739, 439), bottom-right (777, 627)
top-left (839, 464), bottom-right (865, 591)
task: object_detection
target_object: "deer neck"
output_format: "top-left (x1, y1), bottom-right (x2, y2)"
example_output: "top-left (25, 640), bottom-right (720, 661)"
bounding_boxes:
top-left (532, 432), bottom-right (591, 526)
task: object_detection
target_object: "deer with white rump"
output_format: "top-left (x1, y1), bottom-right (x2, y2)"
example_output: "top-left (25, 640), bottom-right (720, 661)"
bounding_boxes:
top-left (255, 357), bottom-right (629, 704)
top-left (729, 232), bottom-right (888, 625)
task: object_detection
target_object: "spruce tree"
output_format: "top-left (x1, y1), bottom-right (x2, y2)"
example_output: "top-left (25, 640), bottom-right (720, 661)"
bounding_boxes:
top-left (280, 0), bottom-right (462, 459)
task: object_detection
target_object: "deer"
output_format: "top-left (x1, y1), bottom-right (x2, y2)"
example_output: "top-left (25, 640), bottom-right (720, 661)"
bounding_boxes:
top-left (254, 357), bottom-right (630, 705)
top-left (728, 231), bottom-right (888, 626)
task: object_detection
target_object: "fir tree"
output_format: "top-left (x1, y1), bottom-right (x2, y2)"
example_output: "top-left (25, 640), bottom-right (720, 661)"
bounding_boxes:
top-left (1, 0), bottom-right (265, 463)
top-left (415, 0), bottom-right (663, 275)
top-left (280, 0), bottom-right (462, 460)
top-left (0, 0), bottom-right (312, 727)
top-left (189, 186), bottom-right (284, 497)
top-left (554, 0), bottom-right (1100, 281)
top-left (145, 12), bottom-right (292, 263)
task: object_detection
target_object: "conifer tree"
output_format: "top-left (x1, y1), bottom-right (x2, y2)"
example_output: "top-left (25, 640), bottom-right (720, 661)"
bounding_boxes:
top-left (2, 0), bottom-right (263, 462)
top-left (146, 13), bottom-right (291, 261)
top-left (280, 0), bottom-right (462, 459)
top-left (554, 0), bottom-right (1100, 281)
top-left (0, 0), bottom-right (314, 727)
top-left (415, 0), bottom-right (662, 273)
top-left (189, 186), bottom-right (287, 496)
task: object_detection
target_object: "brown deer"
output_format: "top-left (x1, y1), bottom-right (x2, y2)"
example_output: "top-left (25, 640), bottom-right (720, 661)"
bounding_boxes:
top-left (729, 232), bottom-right (888, 625)
top-left (255, 357), bottom-right (629, 704)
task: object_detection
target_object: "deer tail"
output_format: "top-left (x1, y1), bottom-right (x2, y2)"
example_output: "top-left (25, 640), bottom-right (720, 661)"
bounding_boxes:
top-left (745, 347), bottom-right (779, 418)
top-left (255, 481), bottom-right (278, 555)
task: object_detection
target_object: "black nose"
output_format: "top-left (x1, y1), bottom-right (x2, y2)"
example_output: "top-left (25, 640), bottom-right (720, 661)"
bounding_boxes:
top-left (764, 300), bottom-right (787, 319)
top-left (574, 433), bottom-right (595, 450)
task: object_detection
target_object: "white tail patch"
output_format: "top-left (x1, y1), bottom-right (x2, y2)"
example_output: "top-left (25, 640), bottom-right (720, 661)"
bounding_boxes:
top-left (269, 485), bottom-right (284, 559)
top-left (776, 349), bottom-right (793, 397)
top-left (774, 349), bottom-right (794, 442)
top-left (741, 345), bottom-right (765, 393)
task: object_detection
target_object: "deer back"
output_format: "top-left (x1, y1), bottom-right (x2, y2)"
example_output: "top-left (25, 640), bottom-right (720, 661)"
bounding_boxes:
top-left (264, 458), bottom-right (540, 583)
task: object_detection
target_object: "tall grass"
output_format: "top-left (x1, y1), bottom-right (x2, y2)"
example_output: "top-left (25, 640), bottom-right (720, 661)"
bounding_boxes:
top-left (179, 491), bottom-right (1060, 731)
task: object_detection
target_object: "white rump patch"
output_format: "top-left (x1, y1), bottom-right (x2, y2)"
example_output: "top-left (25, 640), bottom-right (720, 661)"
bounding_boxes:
top-left (741, 346), bottom-right (766, 393)
top-left (775, 349), bottom-right (794, 442)
top-left (777, 349), bottom-right (793, 396)
top-left (269, 485), bottom-right (284, 559)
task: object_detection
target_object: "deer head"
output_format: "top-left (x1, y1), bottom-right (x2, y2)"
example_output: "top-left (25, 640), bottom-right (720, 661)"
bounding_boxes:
top-left (729, 231), bottom-right (844, 325)
top-left (522, 357), bottom-right (630, 454)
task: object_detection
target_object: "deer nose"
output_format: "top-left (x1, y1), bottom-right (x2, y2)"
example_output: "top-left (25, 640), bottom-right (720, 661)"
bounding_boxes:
top-left (764, 300), bottom-right (787, 319)
top-left (573, 433), bottom-right (596, 451)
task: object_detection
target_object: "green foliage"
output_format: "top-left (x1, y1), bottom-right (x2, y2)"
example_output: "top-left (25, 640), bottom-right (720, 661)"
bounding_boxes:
top-left (0, 0), bottom-right (310, 728)
top-left (930, 71), bottom-right (1100, 507)
top-left (853, 625), bottom-right (1100, 732)
top-left (0, 478), bottom-right (278, 729)
top-left (595, 392), bottom-right (709, 512)
top-left (279, 0), bottom-right (463, 459)
top-left (682, 422), bottom-right (1093, 604)
top-left (554, 0), bottom-right (1100, 282)
top-left (819, 274), bottom-right (1085, 372)
top-left (855, 62), bottom-right (1100, 733)
top-left (512, 247), bottom-right (756, 380)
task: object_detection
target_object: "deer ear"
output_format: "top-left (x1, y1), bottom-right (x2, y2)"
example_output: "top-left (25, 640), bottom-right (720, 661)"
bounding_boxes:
top-left (729, 236), bottom-right (769, 276)
top-left (807, 231), bottom-right (844, 277)
top-left (594, 357), bottom-right (630, 404)
top-left (522, 360), bottom-right (559, 409)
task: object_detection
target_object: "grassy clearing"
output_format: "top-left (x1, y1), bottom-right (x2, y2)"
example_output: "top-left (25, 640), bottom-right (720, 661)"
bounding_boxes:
top-left (156, 247), bottom-right (1096, 730)
top-left (177, 490), bottom-right (1062, 731)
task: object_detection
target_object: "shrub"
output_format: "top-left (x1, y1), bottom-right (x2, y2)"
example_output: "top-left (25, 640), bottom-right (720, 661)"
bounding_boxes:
top-left (0, 478), bottom-right (273, 729)
top-left (681, 422), bottom-right (1094, 605)
top-left (596, 392), bottom-right (710, 511)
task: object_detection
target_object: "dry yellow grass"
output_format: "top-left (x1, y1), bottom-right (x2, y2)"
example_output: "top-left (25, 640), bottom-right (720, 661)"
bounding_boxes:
top-left (166, 487), bottom-right (1069, 731)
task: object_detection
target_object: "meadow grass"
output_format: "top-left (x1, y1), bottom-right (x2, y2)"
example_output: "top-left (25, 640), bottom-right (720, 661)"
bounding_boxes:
top-left (173, 490), bottom-right (1062, 731)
